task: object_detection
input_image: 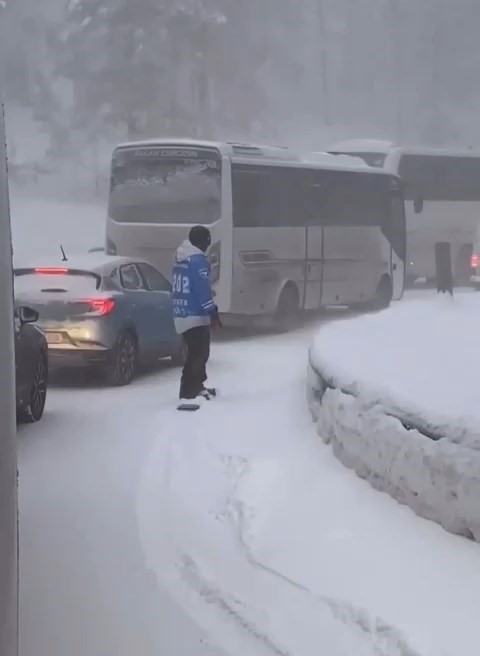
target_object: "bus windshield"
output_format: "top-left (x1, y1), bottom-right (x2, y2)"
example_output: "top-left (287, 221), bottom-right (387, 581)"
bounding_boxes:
top-left (109, 147), bottom-right (222, 224)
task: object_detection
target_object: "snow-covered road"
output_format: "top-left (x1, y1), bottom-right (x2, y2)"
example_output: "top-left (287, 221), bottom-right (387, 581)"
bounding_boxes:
top-left (12, 195), bottom-right (480, 655)
top-left (17, 311), bottom-right (480, 656)
top-left (17, 364), bottom-right (228, 656)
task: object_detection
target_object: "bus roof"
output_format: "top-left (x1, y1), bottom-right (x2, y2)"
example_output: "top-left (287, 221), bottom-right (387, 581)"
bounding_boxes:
top-left (328, 138), bottom-right (395, 153)
top-left (114, 138), bottom-right (397, 177)
top-left (115, 138), bottom-right (299, 161)
top-left (328, 138), bottom-right (480, 159)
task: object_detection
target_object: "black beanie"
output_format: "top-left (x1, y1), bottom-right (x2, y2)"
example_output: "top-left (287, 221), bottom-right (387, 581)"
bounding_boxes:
top-left (189, 225), bottom-right (211, 252)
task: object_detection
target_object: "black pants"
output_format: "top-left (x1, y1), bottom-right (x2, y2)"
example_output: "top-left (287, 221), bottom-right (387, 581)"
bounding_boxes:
top-left (180, 325), bottom-right (211, 399)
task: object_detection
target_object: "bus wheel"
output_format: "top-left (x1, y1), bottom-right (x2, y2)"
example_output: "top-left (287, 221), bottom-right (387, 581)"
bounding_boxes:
top-left (275, 285), bottom-right (300, 332)
top-left (373, 276), bottom-right (393, 311)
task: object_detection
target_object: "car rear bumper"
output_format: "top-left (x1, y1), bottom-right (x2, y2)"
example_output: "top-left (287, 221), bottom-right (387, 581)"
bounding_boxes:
top-left (48, 346), bottom-right (111, 368)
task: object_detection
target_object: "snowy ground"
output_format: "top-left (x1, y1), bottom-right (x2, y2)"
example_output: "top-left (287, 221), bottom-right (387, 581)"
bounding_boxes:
top-left (310, 293), bottom-right (480, 445)
top-left (14, 197), bottom-right (480, 656)
top-left (16, 317), bottom-right (480, 656)
top-left (17, 364), bottom-right (227, 656)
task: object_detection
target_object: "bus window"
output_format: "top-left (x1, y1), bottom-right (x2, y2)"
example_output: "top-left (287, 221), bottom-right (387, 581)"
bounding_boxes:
top-left (399, 154), bottom-right (480, 202)
top-left (313, 171), bottom-right (389, 227)
top-left (232, 166), bottom-right (271, 227)
top-left (232, 165), bottom-right (308, 227)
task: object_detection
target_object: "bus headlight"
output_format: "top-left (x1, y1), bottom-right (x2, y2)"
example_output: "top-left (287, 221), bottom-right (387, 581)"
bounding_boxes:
top-left (209, 241), bottom-right (221, 284)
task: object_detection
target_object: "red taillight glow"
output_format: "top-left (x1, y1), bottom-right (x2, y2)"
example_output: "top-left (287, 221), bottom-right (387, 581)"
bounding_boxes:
top-left (35, 267), bottom-right (69, 275)
top-left (81, 298), bottom-right (116, 316)
top-left (471, 254), bottom-right (479, 268)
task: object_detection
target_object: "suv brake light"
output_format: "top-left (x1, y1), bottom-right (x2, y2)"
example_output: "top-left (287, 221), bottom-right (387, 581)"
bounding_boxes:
top-left (35, 267), bottom-right (69, 274)
top-left (80, 298), bottom-right (116, 316)
top-left (471, 254), bottom-right (479, 268)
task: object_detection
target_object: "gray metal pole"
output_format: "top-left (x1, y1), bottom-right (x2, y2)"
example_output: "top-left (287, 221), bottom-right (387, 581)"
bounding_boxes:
top-left (0, 101), bottom-right (19, 656)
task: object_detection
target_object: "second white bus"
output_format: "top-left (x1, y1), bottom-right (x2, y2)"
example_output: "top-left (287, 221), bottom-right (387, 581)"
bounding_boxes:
top-left (106, 140), bottom-right (406, 326)
top-left (329, 139), bottom-right (480, 284)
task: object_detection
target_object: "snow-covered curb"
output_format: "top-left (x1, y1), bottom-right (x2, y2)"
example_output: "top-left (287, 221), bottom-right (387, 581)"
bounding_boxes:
top-left (307, 359), bottom-right (480, 541)
top-left (309, 296), bottom-right (480, 449)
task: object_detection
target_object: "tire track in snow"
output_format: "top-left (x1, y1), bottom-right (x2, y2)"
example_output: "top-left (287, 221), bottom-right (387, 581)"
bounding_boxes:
top-left (178, 554), bottom-right (293, 656)
top-left (139, 402), bottom-right (425, 655)
top-left (228, 469), bottom-right (424, 656)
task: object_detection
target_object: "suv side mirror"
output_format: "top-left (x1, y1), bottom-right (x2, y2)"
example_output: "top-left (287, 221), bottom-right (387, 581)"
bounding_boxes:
top-left (18, 306), bottom-right (39, 325)
top-left (414, 196), bottom-right (424, 214)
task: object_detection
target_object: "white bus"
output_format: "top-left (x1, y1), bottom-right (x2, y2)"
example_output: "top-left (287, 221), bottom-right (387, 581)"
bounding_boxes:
top-left (106, 140), bottom-right (406, 326)
top-left (0, 103), bottom-right (18, 656)
top-left (328, 139), bottom-right (480, 284)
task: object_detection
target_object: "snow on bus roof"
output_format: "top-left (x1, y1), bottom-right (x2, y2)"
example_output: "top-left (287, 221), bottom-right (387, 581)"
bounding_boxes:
top-left (115, 138), bottom-right (296, 156)
top-left (328, 138), bottom-right (480, 158)
top-left (391, 146), bottom-right (480, 157)
top-left (116, 137), bottom-right (228, 150)
top-left (113, 139), bottom-right (395, 174)
top-left (328, 138), bottom-right (396, 153)
top-left (304, 151), bottom-right (371, 168)
top-left (114, 138), bottom-right (303, 163)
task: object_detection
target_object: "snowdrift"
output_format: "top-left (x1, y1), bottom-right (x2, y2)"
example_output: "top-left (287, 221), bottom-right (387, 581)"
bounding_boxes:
top-left (308, 295), bottom-right (480, 541)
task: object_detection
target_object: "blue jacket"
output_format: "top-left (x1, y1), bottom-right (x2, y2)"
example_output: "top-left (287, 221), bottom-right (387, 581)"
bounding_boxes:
top-left (172, 240), bottom-right (216, 334)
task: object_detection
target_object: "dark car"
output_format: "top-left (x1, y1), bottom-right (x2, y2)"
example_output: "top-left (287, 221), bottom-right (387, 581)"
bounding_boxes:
top-left (13, 255), bottom-right (184, 386)
top-left (15, 305), bottom-right (48, 423)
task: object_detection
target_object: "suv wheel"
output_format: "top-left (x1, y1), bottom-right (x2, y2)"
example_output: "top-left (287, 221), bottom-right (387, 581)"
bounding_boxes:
top-left (104, 332), bottom-right (137, 386)
top-left (19, 354), bottom-right (48, 423)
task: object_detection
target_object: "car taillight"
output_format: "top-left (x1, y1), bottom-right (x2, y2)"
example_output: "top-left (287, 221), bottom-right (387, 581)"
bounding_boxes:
top-left (35, 267), bottom-right (69, 274)
top-left (471, 254), bottom-right (479, 268)
top-left (81, 298), bottom-right (116, 316)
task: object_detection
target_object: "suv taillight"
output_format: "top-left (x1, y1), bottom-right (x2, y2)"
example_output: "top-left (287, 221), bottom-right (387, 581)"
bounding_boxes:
top-left (80, 298), bottom-right (116, 316)
top-left (471, 254), bottom-right (479, 268)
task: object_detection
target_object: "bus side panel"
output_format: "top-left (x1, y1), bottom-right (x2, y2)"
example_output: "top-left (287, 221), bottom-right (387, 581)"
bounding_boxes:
top-left (321, 226), bottom-right (382, 306)
top-left (230, 227), bottom-right (306, 315)
top-left (406, 200), bottom-right (477, 282)
top-left (0, 103), bottom-right (18, 656)
top-left (216, 156), bottom-right (233, 313)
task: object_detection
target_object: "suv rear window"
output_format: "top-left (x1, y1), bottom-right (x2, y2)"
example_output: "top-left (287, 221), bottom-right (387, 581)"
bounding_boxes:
top-left (14, 271), bottom-right (100, 297)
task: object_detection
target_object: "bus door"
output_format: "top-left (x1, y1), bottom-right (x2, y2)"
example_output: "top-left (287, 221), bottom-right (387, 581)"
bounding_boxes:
top-left (389, 192), bottom-right (406, 299)
top-left (303, 172), bottom-right (324, 310)
top-left (304, 225), bottom-right (323, 310)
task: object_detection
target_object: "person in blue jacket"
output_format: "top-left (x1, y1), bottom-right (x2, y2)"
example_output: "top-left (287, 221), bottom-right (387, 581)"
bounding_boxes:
top-left (172, 226), bottom-right (221, 401)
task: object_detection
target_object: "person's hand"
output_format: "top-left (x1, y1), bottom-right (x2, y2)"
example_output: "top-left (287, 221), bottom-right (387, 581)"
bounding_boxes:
top-left (211, 306), bottom-right (223, 330)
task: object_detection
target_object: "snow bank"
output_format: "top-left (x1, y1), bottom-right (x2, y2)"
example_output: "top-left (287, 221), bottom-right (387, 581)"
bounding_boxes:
top-left (310, 295), bottom-right (480, 447)
top-left (307, 295), bottom-right (480, 541)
